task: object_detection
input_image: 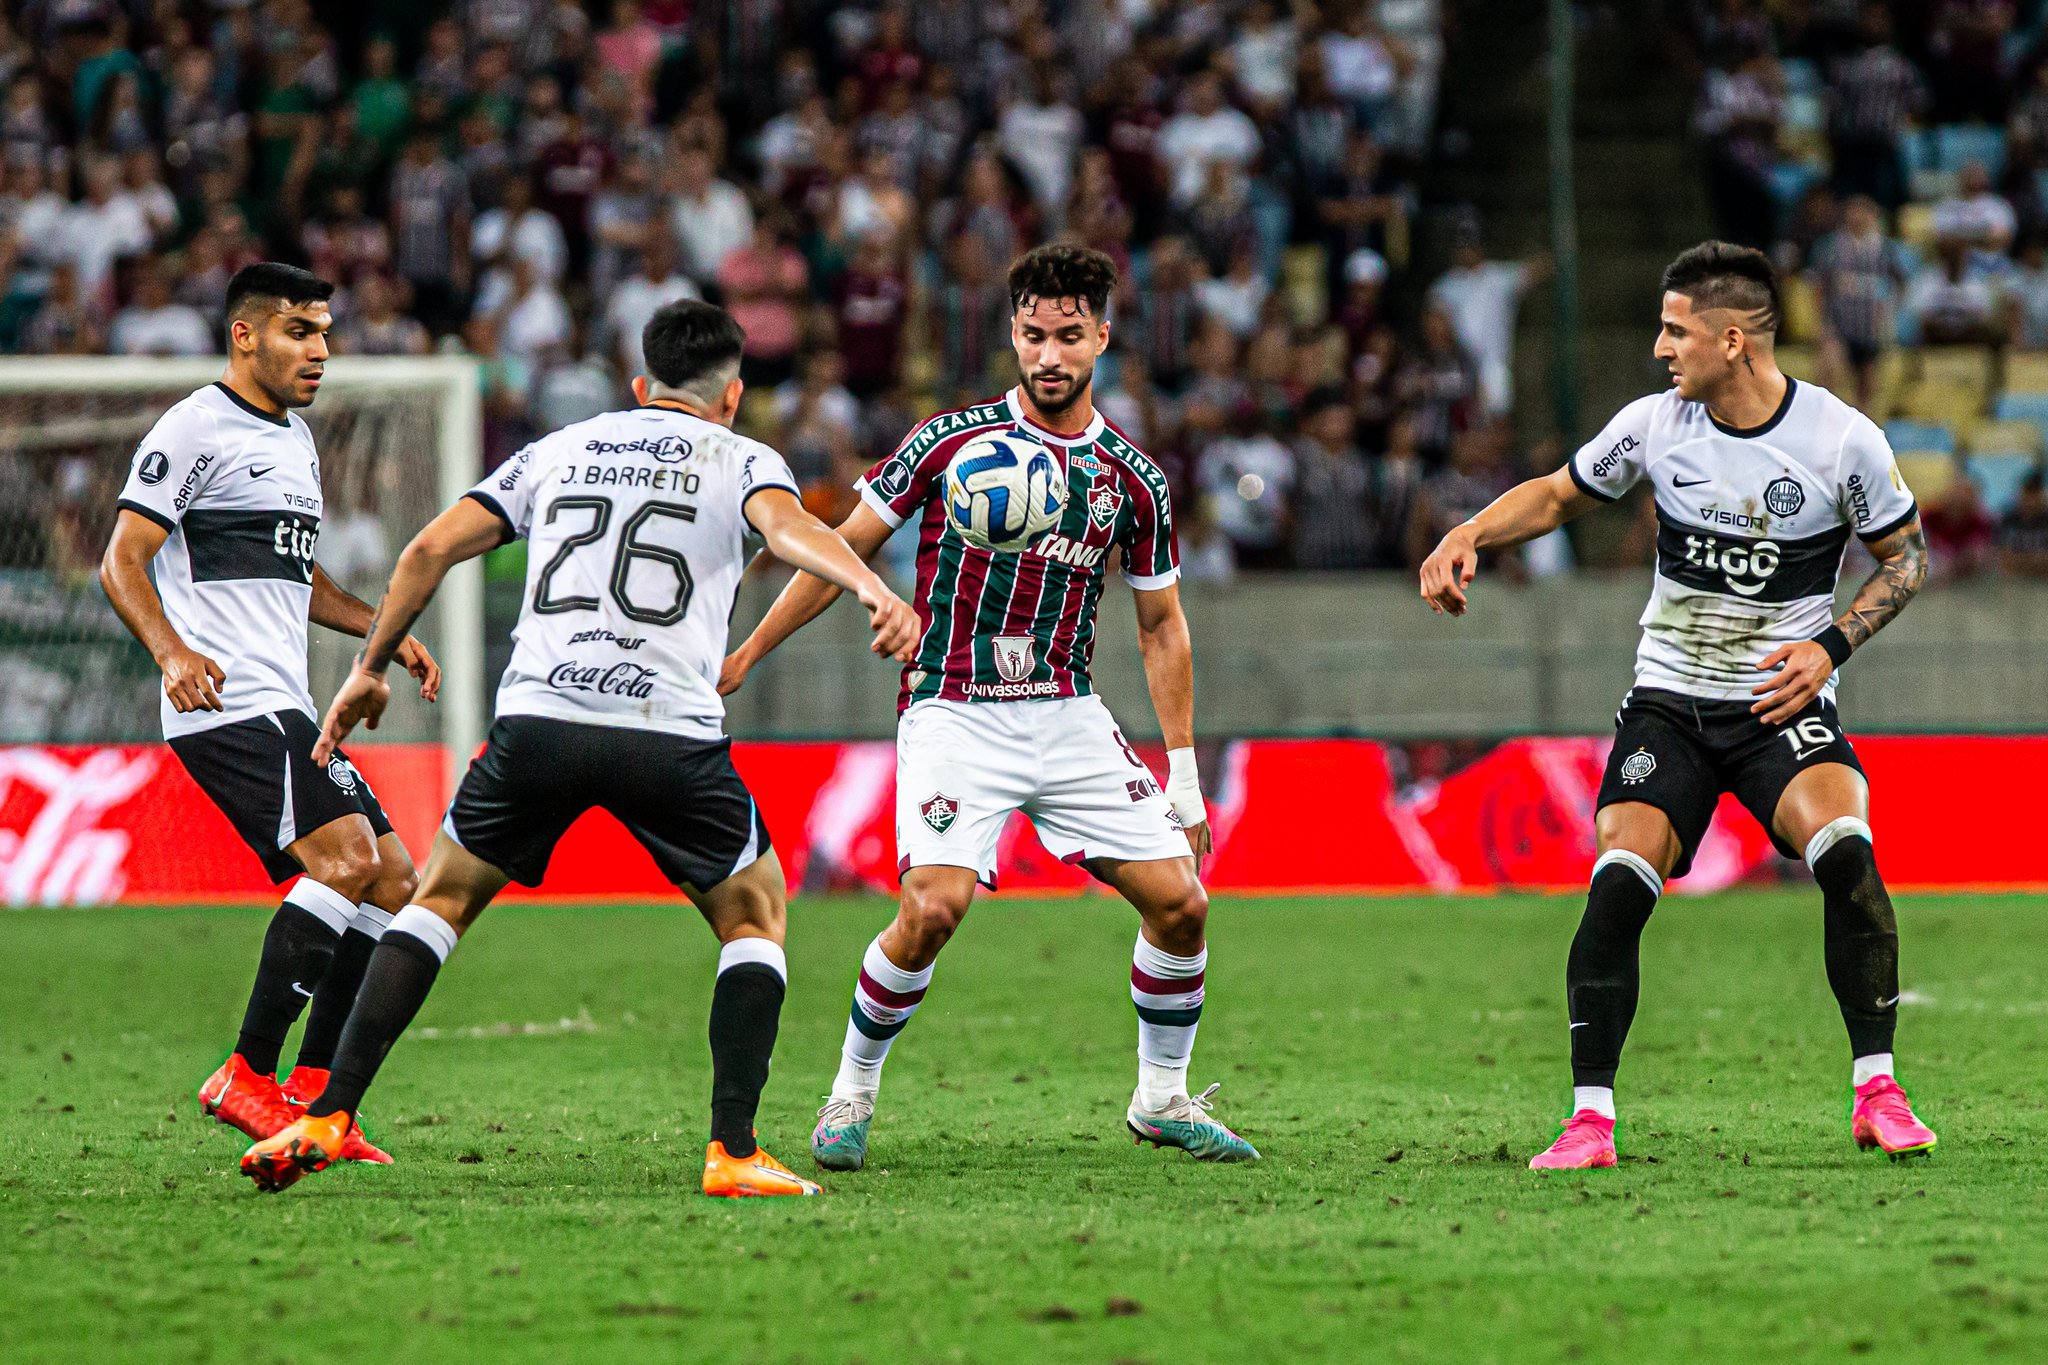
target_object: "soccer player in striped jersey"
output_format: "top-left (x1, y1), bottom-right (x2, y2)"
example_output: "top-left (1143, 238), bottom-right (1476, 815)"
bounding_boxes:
top-left (723, 244), bottom-right (1258, 1169)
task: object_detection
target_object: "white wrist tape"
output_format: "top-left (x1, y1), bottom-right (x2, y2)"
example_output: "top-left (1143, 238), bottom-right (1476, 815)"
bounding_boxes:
top-left (1165, 747), bottom-right (1206, 829)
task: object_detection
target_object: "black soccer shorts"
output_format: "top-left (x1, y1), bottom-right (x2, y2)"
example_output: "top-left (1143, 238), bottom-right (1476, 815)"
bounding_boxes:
top-left (1595, 686), bottom-right (1864, 878)
top-left (168, 709), bottom-right (394, 883)
top-left (442, 714), bottom-right (771, 890)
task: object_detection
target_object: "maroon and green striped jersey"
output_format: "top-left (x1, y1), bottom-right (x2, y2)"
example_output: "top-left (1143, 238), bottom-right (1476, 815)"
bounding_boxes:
top-left (856, 388), bottom-right (1179, 712)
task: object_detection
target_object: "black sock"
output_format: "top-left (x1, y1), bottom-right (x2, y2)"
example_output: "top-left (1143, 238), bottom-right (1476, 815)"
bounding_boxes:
top-left (306, 932), bottom-right (443, 1118)
top-left (235, 904), bottom-right (342, 1076)
top-left (1814, 835), bottom-right (1899, 1059)
top-left (294, 927), bottom-right (379, 1073)
top-left (708, 963), bottom-right (786, 1158)
top-left (1566, 859), bottom-right (1662, 1089)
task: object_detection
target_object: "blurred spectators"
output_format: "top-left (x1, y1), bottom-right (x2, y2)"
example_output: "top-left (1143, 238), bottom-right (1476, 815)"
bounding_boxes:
top-left (0, 0), bottom-right (1484, 579)
top-left (1999, 469), bottom-right (2048, 574)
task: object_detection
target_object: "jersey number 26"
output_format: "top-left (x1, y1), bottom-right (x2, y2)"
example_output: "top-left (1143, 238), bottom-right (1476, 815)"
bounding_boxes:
top-left (532, 496), bottom-right (696, 626)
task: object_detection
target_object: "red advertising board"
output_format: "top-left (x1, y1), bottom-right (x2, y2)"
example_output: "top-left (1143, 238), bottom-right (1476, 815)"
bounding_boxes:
top-left (1, 737), bottom-right (2041, 906)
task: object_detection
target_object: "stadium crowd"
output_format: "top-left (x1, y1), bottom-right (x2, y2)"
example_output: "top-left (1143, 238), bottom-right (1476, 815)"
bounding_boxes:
top-left (0, 0), bottom-right (1587, 581)
top-left (1685, 0), bottom-right (2048, 579)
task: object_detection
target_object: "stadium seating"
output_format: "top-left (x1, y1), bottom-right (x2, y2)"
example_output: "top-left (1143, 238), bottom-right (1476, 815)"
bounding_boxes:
top-left (1884, 419), bottom-right (1957, 455)
top-left (1967, 453), bottom-right (2042, 515)
top-left (2002, 353), bottom-right (2048, 395)
top-left (1893, 347), bottom-right (1990, 427)
top-left (1933, 123), bottom-right (2007, 178)
top-left (1895, 452), bottom-right (1960, 501)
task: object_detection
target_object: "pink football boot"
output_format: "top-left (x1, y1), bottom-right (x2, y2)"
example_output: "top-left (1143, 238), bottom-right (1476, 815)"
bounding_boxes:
top-left (1852, 1076), bottom-right (1937, 1159)
top-left (1529, 1109), bottom-right (1617, 1170)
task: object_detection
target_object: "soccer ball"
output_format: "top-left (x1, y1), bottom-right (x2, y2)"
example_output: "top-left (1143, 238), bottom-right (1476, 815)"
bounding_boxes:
top-left (942, 431), bottom-right (1068, 552)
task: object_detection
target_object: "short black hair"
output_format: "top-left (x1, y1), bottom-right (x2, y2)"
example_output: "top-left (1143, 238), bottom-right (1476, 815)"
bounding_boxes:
top-left (225, 263), bottom-right (333, 323)
top-left (642, 298), bottom-right (746, 394)
top-left (1009, 243), bottom-right (1117, 320)
top-left (1660, 241), bottom-right (1781, 334)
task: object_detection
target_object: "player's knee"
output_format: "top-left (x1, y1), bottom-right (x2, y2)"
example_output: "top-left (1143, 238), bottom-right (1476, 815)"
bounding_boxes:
top-left (896, 885), bottom-right (968, 955)
top-left (1145, 879), bottom-right (1208, 952)
top-left (368, 858), bottom-right (419, 913)
top-left (306, 844), bottom-right (380, 903)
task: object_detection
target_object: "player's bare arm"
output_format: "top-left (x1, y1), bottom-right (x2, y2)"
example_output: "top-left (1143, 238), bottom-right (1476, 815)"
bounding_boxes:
top-left (1750, 517), bottom-right (1928, 725)
top-left (314, 498), bottom-right (505, 761)
top-left (99, 508), bottom-right (225, 713)
top-left (1419, 465), bottom-right (1599, 616)
top-left (308, 564), bottom-right (441, 702)
top-left (1132, 582), bottom-right (1211, 862)
top-left (719, 501), bottom-right (897, 695)
top-left (741, 489), bottom-right (918, 663)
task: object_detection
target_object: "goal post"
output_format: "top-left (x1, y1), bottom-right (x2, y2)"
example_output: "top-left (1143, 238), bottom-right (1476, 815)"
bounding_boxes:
top-left (0, 355), bottom-right (484, 787)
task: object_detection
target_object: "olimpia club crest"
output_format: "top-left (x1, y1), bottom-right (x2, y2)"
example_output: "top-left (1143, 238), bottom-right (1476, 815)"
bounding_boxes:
top-left (1619, 748), bottom-right (1656, 784)
top-left (919, 792), bottom-right (959, 834)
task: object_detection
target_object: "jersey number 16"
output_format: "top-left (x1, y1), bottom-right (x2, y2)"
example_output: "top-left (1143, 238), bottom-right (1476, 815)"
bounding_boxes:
top-left (532, 496), bottom-right (696, 626)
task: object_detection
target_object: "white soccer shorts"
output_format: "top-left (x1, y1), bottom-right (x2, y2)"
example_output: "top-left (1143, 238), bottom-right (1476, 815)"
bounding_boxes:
top-left (894, 695), bottom-right (1193, 888)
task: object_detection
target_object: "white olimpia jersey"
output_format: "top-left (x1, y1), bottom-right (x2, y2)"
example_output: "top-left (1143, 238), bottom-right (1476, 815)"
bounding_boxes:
top-left (1569, 378), bottom-right (1919, 702)
top-left (116, 383), bottom-right (326, 738)
top-left (466, 404), bottom-right (799, 739)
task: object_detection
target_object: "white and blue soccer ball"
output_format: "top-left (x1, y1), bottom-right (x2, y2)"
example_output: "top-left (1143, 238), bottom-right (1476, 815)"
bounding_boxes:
top-left (942, 430), bottom-right (1068, 552)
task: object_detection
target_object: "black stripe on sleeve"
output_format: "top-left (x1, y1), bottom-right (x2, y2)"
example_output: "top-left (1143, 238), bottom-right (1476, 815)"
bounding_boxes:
top-left (1857, 501), bottom-right (1919, 544)
top-left (116, 498), bottom-right (176, 532)
top-left (463, 491), bottom-right (518, 545)
top-left (1567, 459), bottom-right (1618, 503)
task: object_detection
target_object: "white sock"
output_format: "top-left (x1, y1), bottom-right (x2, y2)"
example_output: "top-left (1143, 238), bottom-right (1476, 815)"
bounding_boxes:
top-left (1573, 1085), bottom-right (1616, 1120)
top-left (1853, 1053), bottom-right (1894, 1087)
top-left (1131, 935), bottom-right (1206, 1111)
top-left (834, 936), bottom-right (932, 1102)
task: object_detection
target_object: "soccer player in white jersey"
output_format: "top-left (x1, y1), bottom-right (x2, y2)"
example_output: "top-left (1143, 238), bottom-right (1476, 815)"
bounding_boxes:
top-left (100, 264), bottom-right (440, 1165)
top-left (1419, 242), bottom-right (1937, 1168)
top-left (241, 300), bottom-right (919, 1197)
top-left (722, 245), bottom-right (1260, 1169)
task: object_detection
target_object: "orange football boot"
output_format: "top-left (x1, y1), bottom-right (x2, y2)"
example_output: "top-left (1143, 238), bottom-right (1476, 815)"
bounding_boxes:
top-left (281, 1066), bottom-right (393, 1165)
top-left (240, 1111), bottom-right (353, 1193)
top-left (702, 1141), bottom-right (823, 1198)
top-left (197, 1054), bottom-right (297, 1141)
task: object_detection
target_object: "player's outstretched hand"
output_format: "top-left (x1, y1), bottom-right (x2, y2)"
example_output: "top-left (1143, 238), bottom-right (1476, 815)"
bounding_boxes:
top-left (162, 645), bottom-right (227, 713)
top-left (1750, 640), bottom-right (1832, 725)
top-left (313, 666), bottom-right (392, 765)
top-left (395, 635), bottom-right (441, 702)
top-left (858, 580), bottom-right (920, 662)
top-left (716, 651), bottom-right (752, 697)
top-left (1183, 819), bottom-right (1214, 868)
top-left (1419, 527), bottom-right (1480, 616)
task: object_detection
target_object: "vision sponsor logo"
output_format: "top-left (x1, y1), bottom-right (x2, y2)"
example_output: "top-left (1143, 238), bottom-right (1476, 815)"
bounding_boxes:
top-left (174, 450), bottom-right (217, 511)
top-left (1681, 533), bottom-right (1780, 596)
top-left (273, 518), bottom-right (318, 578)
top-left (280, 491), bottom-right (318, 511)
top-left (546, 661), bottom-right (660, 698)
top-left (586, 434), bottom-right (692, 463)
top-left (1846, 472), bottom-right (1872, 526)
top-left (137, 450), bottom-right (169, 485)
top-left (1590, 433), bottom-right (1639, 478)
top-left (1698, 505), bottom-right (1767, 532)
top-left (567, 628), bottom-right (646, 651)
top-left (1031, 533), bottom-right (1105, 567)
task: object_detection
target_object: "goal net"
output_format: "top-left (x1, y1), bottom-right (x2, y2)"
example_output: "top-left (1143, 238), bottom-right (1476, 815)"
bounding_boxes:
top-left (0, 356), bottom-right (483, 769)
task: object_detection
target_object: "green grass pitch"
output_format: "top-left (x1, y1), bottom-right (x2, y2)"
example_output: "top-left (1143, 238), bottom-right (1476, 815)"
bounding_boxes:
top-left (4, 891), bottom-right (2047, 1363)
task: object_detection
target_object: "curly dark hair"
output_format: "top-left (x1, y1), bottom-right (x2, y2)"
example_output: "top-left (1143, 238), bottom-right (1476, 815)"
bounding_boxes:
top-left (1660, 240), bottom-right (1780, 334)
top-left (1008, 243), bottom-right (1118, 320)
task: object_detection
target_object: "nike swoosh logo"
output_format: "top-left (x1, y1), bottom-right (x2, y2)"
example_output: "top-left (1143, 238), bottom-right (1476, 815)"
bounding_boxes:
top-left (250, 466), bottom-right (274, 478)
top-left (1569, 1021), bottom-right (1589, 1029)
top-left (1673, 477), bottom-right (1711, 488)
top-left (290, 981), bottom-right (312, 998)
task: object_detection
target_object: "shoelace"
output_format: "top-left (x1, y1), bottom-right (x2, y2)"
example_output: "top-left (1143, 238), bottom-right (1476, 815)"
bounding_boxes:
top-left (1866, 1083), bottom-right (1917, 1124)
top-left (817, 1096), bottom-right (873, 1126)
top-left (1161, 1082), bottom-right (1224, 1122)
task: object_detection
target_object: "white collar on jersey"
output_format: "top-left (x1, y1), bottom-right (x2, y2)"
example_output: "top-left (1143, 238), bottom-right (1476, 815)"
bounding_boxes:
top-left (1005, 386), bottom-right (1105, 447)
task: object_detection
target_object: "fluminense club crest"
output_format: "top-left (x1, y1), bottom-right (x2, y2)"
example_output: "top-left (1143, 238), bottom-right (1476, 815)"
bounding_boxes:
top-left (1088, 481), bottom-right (1123, 529)
top-left (919, 792), bottom-right (959, 834)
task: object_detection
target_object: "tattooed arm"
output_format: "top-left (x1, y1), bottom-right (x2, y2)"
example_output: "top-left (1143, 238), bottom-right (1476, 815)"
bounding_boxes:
top-left (1836, 518), bottom-right (1931, 649)
top-left (1750, 517), bottom-right (1929, 724)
